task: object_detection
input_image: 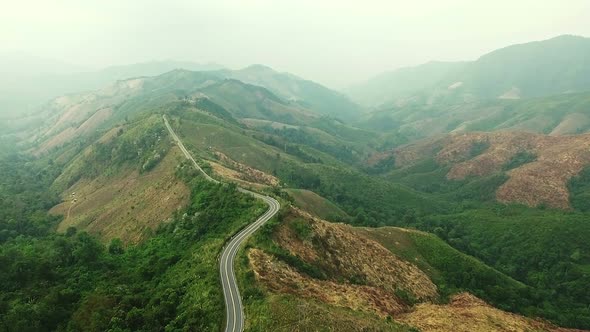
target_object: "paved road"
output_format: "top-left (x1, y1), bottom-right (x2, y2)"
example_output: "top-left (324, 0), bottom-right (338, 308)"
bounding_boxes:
top-left (163, 115), bottom-right (280, 332)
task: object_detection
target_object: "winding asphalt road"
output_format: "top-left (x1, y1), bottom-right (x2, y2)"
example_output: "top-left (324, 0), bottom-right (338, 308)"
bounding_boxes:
top-left (163, 115), bottom-right (280, 332)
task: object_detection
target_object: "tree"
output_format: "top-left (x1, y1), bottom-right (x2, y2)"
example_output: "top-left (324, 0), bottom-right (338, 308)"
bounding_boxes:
top-left (108, 238), bottom-right (124, 255)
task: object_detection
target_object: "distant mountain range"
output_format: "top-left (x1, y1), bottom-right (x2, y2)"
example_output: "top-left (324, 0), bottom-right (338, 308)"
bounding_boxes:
top-left (22, 65), bottom-right (362, 154)
top-left (347, 35), bottom-right (590, 107)
top-left (0, 60), bottom-right (224, 116)
top-left (0, 60), bottom-right (360, 122)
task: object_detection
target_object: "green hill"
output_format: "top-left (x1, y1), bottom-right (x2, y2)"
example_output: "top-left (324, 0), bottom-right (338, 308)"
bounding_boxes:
top-left (358, 91), bottom-right (590, 140)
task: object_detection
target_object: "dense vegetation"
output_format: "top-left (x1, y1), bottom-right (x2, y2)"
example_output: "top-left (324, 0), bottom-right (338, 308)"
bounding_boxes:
top-left (401, 206), bottom-right (590, 328)
top-left (0, 147), bottom-right (62, 242)
top-left (568, 166), bottom-right (590, 212)
top-left (0, 144), bottom-right (264, 331)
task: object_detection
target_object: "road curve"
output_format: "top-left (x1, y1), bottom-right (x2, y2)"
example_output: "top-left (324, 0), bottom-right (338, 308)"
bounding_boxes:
top-left (163, 115), bottom-right (280, 332)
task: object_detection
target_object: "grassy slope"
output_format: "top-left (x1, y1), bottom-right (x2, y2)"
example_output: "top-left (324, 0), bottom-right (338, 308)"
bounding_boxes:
top-left (169, 106), bottom-right (445, 227)
top-left (284, 188), bottom-right (348, 221)
top-left (360, 227), bottom-right (526, 307)
top-left (45, 115), bottom-right (192, 244)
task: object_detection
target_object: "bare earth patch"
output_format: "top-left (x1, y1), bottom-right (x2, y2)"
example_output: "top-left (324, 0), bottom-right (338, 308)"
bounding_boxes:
top-left (383, 131), bottom-right (590, 209)
top-left (249, 249), bottom-right (405, 317)
top-left (398, 292), bottom-right (585, 332)
top-left (249, 208), bottom-right (437, 318)
top-left (438, 132), bottom-right (590, 209)
top-left (35, 107), bottom-right (113, 155)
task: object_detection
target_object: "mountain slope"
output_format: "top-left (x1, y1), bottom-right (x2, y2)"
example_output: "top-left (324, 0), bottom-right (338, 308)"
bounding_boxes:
top-left (238, 207), bottom-right (578, 331)
top-left (47, 115), bottom-right (190, 244)
top-left (28, 67), bottom-right (366, 156)
top-left (349, 35), bottom-right (590, 107)
top-left (370, 131), bottom-right (590, 209)
top-left (346, 61), bottom-right (466, 107)
top-left (220, 64), bottom-right (362, 120)
top-left (458, 35), bottom-right (590, 99)
top-left (358, 91), bottom-right (590, 141)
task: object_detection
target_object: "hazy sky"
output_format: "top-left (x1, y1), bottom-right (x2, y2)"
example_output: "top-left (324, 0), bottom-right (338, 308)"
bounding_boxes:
top-left (2, 0), bottom-right (590, 88)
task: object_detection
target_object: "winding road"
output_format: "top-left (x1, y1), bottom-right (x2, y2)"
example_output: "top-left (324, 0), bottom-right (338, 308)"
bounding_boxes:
top-left (163, 115), bottom-right (280, 332)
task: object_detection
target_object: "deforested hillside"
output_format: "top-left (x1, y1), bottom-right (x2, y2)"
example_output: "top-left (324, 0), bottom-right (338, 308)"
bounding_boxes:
top-left (46, 115), bottom-right (189, 243)
top-left (369, 131), bottom-right (590, 209)
top-left (27, 67), bottom-right (363, 158)
top-left (236, 206), bottom-right (581, 332)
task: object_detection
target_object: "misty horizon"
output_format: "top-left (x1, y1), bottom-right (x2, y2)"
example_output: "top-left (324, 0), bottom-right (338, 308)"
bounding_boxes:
top-left (3, 0), bottom-right (590, 88)
top-left (2, 33), bottom-right (589, 88)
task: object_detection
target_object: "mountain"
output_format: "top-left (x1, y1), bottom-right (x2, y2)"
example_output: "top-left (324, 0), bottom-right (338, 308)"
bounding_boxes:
top-left (369, 131), bottom-right (590, 209)
top-left (27, 68), bottom-right (368, 159)
top-left (357, 91), bottom-right (590, 139)
top-left (348, 35), bottom-right (590, 107)
top-left (346, 61), bottom-right (467, 107)
top-left (219, 64), bottom-right (362, 120)
top-left (4, 42), bottom-right (590, 330)
top-left (0, 61), bottom-right (361, 124)
top-left (0, 60), bottom-right (225, 116)
top-left (457, 35), bottom-right (590, 99)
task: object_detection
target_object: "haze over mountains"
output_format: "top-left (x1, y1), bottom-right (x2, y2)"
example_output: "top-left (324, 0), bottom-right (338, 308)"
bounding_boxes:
top-left (348, 35), bottom-right (590, 107)
top-left (3, 33), bottom-right (590, 331)
top-left (0, 60), bottom-right (224, 116)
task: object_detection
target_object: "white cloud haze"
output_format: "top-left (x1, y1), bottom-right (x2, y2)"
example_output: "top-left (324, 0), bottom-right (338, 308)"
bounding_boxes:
top-left (1, 0), bottom-right (590, 87)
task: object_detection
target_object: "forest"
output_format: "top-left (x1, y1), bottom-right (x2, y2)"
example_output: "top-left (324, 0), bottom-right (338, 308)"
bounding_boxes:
top-left (0, 149), bottom-right (264, 331)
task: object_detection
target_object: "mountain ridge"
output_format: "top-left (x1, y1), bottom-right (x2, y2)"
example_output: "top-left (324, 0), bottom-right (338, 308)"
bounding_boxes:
top-left (347, 34), bottom-right (590, 107)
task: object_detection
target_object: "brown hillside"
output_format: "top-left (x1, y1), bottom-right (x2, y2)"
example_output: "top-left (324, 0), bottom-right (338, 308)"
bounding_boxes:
top-left (380, 132), bottom-right (590, 209)
top-left (50, 148), bottom-right (189, 244)
top-left (249, 248), bottom-right (406, 317)
top-left (249, 208), bottom-right (438, 317)
top-left (399, 292), bottom-right (584, 332)
top-left (248, 209), bottom-right (584, 331)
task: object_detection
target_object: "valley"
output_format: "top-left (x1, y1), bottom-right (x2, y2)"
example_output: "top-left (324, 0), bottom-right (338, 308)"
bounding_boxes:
top-left (2, 34), bottom-right (590, 332)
